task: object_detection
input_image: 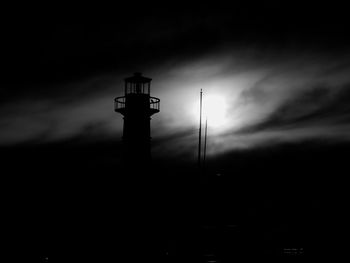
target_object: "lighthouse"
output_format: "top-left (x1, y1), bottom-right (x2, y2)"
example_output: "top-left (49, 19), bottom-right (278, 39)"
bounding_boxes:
top-left (114, 72), bottom-right (160, 166)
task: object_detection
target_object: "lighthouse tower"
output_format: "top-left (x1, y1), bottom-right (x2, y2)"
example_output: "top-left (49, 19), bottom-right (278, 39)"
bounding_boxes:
top-left (114, 72), bottom-right (160, 166)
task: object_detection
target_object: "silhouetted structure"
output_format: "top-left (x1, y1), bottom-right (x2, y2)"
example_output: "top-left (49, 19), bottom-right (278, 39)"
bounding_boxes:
top-left (114, 73), bottom-right (162, 261)
top-left (114, 72), bottom-right (160, 166)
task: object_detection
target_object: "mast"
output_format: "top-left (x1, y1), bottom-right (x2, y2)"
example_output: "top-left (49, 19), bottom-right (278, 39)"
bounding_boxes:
top-left (197, 89), bottom-right (203, 169)
top-left (203, 117), bottom-right (208, 168)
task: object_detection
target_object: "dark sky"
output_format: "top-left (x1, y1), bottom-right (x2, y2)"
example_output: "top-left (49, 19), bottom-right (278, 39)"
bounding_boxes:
top-left (3, 4), bottom-right (350, 157)
top-left (2, 3), bottom-right (350, 259)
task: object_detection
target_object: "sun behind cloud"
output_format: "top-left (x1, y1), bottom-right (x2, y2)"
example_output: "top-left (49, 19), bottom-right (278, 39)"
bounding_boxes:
top-left (203, 94), bottom-right (229, 129)
top-left (188, 90), bottom-right (232, 134)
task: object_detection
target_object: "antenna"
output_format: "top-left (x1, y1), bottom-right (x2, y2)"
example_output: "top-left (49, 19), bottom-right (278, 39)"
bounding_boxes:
top-left (197, 89), bottom-right (203, 169)
top-left (203, 117), bottom-right (208, 168)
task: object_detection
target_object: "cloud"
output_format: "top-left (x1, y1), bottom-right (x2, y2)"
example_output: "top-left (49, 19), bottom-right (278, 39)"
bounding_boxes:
top-left (149, 49), bottom-right (350, 156)
top-left (1, 47), bottom-right (350, 160)
top-left (0, 75), bottom-right (124, 145)
top-left (237, 82), bottom-right (350, 134)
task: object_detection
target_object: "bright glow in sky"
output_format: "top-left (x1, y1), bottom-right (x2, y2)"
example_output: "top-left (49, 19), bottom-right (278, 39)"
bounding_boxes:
top-left (0, 49), bottom-right (350, 160)
top-left (203, 94), bottom-right (229, 129)
top-left (189, 92), bottom-right (230, 131)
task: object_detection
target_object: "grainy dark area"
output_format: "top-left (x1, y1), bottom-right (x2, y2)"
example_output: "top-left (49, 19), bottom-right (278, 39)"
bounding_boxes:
top-left (1, 3), bottom-right (349, 262)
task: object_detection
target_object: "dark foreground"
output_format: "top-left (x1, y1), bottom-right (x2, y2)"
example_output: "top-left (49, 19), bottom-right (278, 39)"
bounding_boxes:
top-left (1, 141), bottom-right (348, 262)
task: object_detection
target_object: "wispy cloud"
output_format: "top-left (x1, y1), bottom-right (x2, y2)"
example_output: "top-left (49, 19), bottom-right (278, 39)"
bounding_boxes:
top-left (0, 75), bottom-right (124, 144)
top-left (150, 48), bottom-right (350, 157)
top-left (1, 47), bottom-right (350, 159)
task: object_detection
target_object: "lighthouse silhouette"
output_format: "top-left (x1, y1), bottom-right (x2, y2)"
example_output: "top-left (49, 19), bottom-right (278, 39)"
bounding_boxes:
top-left (114, 72), bottom-right (160, 167)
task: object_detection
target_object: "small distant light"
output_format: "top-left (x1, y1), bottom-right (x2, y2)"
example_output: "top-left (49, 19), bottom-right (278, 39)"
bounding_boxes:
top-left (283, 248), bottom-right (304, 255)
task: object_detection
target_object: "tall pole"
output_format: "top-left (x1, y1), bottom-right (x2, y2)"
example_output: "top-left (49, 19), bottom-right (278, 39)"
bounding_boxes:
top-left (203, 117), bottom-right (208, 168)
top-left (197, 89), bottom-right (203, 169)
